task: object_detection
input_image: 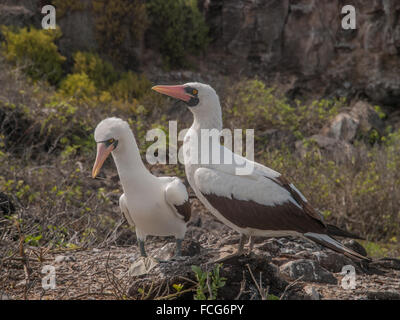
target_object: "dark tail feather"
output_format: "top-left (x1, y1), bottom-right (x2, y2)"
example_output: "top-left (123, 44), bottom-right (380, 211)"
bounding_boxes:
top-left (326, 224), bottom-right (364, 240)
top-left (304, 232), bottom-right (371, 262)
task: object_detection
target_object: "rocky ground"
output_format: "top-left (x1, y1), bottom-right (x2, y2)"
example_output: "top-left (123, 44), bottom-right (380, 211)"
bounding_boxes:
top-left (1, 199), bottom-right (399, 300)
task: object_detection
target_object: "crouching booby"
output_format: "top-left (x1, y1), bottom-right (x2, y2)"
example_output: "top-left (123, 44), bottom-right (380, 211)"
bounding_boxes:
top-left (92, 117), bottom-right (191, 259)
top-left (152, 83), bottom-right (369, 262)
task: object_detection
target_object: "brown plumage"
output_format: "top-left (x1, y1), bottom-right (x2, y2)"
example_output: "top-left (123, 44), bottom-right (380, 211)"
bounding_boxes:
top-left (174, 200), bottom-right (191, 223)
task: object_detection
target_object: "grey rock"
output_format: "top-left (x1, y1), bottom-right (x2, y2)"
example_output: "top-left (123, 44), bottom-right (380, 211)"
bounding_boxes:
top-left (321, 113), bottom-right (359, 142)
top-left (296, 134), bottom-right (355, 163)
top-left (303, 285), bottom-right (321, 300)
top-left (312, 251), bottom-right (355, 273)
top-left (366, 291), bottom-right (400, 300)
top-left (280, 259), bottom-right (337, 284)
top-left (0, 5), bottom-right (34, 28)
top-left (370, 258), bottom-right (400, 271)
top-left (350, 101), bottom-right (385, 136)
top-left (256, 239), bottom-right (281, 256)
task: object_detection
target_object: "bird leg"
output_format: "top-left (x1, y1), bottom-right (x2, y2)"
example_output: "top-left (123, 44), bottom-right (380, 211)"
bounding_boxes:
top-left (138, 239), bottom-right (147, 258)
top-left (211, 233), bottom-right (247, 263)
top-left (174, 238), bottom-right (183, 257)
top-left (170, 238), bottom-right (186, 261)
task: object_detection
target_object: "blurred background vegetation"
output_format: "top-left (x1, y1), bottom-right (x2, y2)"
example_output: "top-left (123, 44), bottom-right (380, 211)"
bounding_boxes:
top-left (0, 0), bottom-right (399, 259)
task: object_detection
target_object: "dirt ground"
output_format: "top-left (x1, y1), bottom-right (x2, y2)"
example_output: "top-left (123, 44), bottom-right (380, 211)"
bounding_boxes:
top-left (1, 200), bottom-right (400, 300)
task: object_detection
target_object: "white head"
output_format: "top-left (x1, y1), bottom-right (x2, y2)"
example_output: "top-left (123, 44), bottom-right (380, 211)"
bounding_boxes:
top-left (152, 82), bottom-right (222, 130)
top-left (92, 117), bottom-right (132, 178)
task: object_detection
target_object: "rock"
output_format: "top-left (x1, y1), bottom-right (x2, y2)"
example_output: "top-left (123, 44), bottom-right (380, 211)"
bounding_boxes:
top-left (350, 101), bottom-right (385, 136)
top-left (256, 239), bottom-right (281, 256)
top-left (295, 134), bottom-right (354, 163)
top-left (180, 239), bottom-right (201, 257)
top-left (312, 251), bottom-right (355, 273)
top-left (319, 101), bottom-right (384, 147)
top-left (303, 285), bottom-right (321, 300)
top-left (280, 259), bottom-right (337, 284)
top-left (366, 291), bottom-right (400, 300)
top-left (219, 253), bottom-right (288, 299)
top-left (0, 5), bottom-right (35, 29)
top-left (321, 113), bottom-right (359, 142)
top-left (370, 258), bottom-right (400, 271)
top-left (153, 243), bottom-right (175, 261)
top-left (128, 257), bottom-right (158, 277)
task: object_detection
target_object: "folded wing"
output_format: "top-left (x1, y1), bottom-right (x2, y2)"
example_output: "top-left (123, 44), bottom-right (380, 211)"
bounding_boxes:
top-left (165, 178), bottom-right (191, 222)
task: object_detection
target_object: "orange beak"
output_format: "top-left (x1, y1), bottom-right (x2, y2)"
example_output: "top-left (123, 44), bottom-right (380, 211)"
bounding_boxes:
top-left (151, 85), bottom-right (191, 102)
top-left (92, 143), bottom-right (115, 178)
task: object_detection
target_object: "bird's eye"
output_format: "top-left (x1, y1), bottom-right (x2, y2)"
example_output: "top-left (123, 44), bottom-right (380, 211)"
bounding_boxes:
top-left (108, 139), bottom-right (114, 144)
top-left (192, 89), bottom-right (198, 95)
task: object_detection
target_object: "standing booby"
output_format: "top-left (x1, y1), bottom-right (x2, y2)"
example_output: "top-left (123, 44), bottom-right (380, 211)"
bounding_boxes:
top-left (92, 117), bottom-right (191, 259)
top-left (152, 83), bottom-right (369, 261)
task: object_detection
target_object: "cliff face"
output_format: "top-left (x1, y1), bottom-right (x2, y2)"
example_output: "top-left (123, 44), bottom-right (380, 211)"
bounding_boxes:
top-left (1, 0), bottom-right (400, 106)
top-left (203, 0), bottom-right (400, 106)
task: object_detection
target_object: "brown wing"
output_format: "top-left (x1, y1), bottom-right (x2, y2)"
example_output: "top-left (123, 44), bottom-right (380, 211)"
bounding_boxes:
top-left (203, 193), bottom-right (327, 234)
top-left (173, 200), bottom-right (191, 223)
top-left (272, 175), bottom-right (326, 225)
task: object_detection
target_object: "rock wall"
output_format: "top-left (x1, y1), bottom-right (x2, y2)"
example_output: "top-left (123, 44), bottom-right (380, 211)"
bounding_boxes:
top-left (203, 0), bottom-right (400, 106)
top-left (1, 0), bottom-right (400, 106)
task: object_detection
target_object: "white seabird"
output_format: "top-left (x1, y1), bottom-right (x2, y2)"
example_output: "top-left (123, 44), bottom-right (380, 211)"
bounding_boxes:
top-left (152, 83), bottom-right (369, 262)
top-left (92, 117), bottom-right (191, 259)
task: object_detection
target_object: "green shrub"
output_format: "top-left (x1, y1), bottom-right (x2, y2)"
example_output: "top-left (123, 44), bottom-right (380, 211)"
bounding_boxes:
top-left (147, 0), bottom-right (209, 68)
top-left (225, 79), bottom-right (344, 139)
top-left (0, 26), bottom-right (65, 84)
top-left (109, 71), bottom-right (152, 101)
top-left (72, 52), bottom-right (119, 90)
top-left (58, 72), bottom-right (97, 99)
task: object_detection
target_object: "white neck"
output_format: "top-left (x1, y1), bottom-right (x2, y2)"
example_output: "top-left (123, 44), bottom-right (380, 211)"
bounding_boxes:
top-left (185, 99), bottom-right (224, 166)
top-left (190, 99), bottom-right (223, 132)
top-left (111, 130), bottom-right (153, 193)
